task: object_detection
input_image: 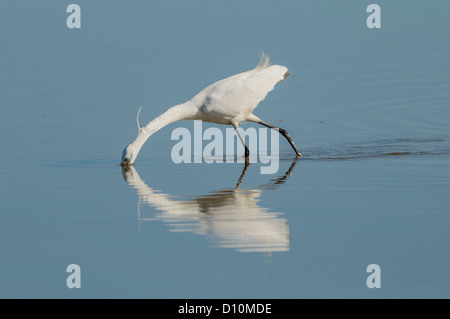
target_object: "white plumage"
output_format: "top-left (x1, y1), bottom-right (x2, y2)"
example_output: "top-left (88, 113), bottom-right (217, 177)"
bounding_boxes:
top-left (194, 54), bottom-right (287, 122)
top-left (121, 53), bottom-right (301, 166)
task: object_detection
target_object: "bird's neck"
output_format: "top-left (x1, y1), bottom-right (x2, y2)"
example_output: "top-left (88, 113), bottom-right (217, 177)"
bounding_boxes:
top-left (134, 101), bottom-right (198, 145)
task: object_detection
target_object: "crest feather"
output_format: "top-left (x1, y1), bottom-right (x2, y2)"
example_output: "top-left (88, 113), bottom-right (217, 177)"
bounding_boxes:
top-left (255, 52), bottom-right (271, 70)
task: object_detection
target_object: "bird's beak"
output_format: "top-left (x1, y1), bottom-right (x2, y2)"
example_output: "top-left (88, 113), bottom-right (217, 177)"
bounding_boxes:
top-left (120, 160), bottom-right (133, 167)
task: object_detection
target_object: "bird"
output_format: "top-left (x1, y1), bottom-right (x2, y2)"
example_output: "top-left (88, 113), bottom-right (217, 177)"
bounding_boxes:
top-left (121, 53), bottom-right (302, 167)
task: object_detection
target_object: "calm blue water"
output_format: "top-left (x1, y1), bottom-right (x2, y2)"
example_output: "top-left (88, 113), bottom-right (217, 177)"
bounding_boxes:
top-left (1, 1), bottom-right (450, 298)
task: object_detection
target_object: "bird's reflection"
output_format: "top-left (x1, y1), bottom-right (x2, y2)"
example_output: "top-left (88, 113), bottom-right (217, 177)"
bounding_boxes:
top-left (121, 160), bottom-right (297, 253)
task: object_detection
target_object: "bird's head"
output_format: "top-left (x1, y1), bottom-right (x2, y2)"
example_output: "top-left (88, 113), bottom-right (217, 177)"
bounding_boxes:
top-left (120, 141), bottom-right (141, 167)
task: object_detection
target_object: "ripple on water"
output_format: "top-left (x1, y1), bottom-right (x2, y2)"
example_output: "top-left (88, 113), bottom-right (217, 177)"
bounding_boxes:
top-left (305, 135), bottom-right (450, 161)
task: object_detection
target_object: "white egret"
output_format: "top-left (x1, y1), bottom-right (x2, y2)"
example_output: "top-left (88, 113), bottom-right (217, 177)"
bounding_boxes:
top-left (121, 53), bottom-right (302, 166)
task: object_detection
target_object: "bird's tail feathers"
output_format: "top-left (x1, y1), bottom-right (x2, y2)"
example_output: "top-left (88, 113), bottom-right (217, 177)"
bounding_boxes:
top-left (255, 52), bottom-right (271, 70)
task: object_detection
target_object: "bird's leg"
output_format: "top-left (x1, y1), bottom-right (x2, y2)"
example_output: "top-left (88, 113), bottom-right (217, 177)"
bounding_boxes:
top-left (258, 121), bottom-right (302, 157)
top-left (231, 122), bottom-right (250, 159)
top-left (244, 146), bottom-right (250, 158)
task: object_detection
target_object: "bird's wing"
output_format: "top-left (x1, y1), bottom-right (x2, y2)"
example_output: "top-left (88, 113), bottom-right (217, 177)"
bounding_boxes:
top-left (200, 65), bottom-right (289, 120)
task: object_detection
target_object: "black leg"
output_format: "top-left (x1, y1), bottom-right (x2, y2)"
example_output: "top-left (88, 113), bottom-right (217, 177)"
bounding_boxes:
top-left (232, 122), bottom-right (250, 159)
top-left (258, 121), bottom-right (302, 157)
